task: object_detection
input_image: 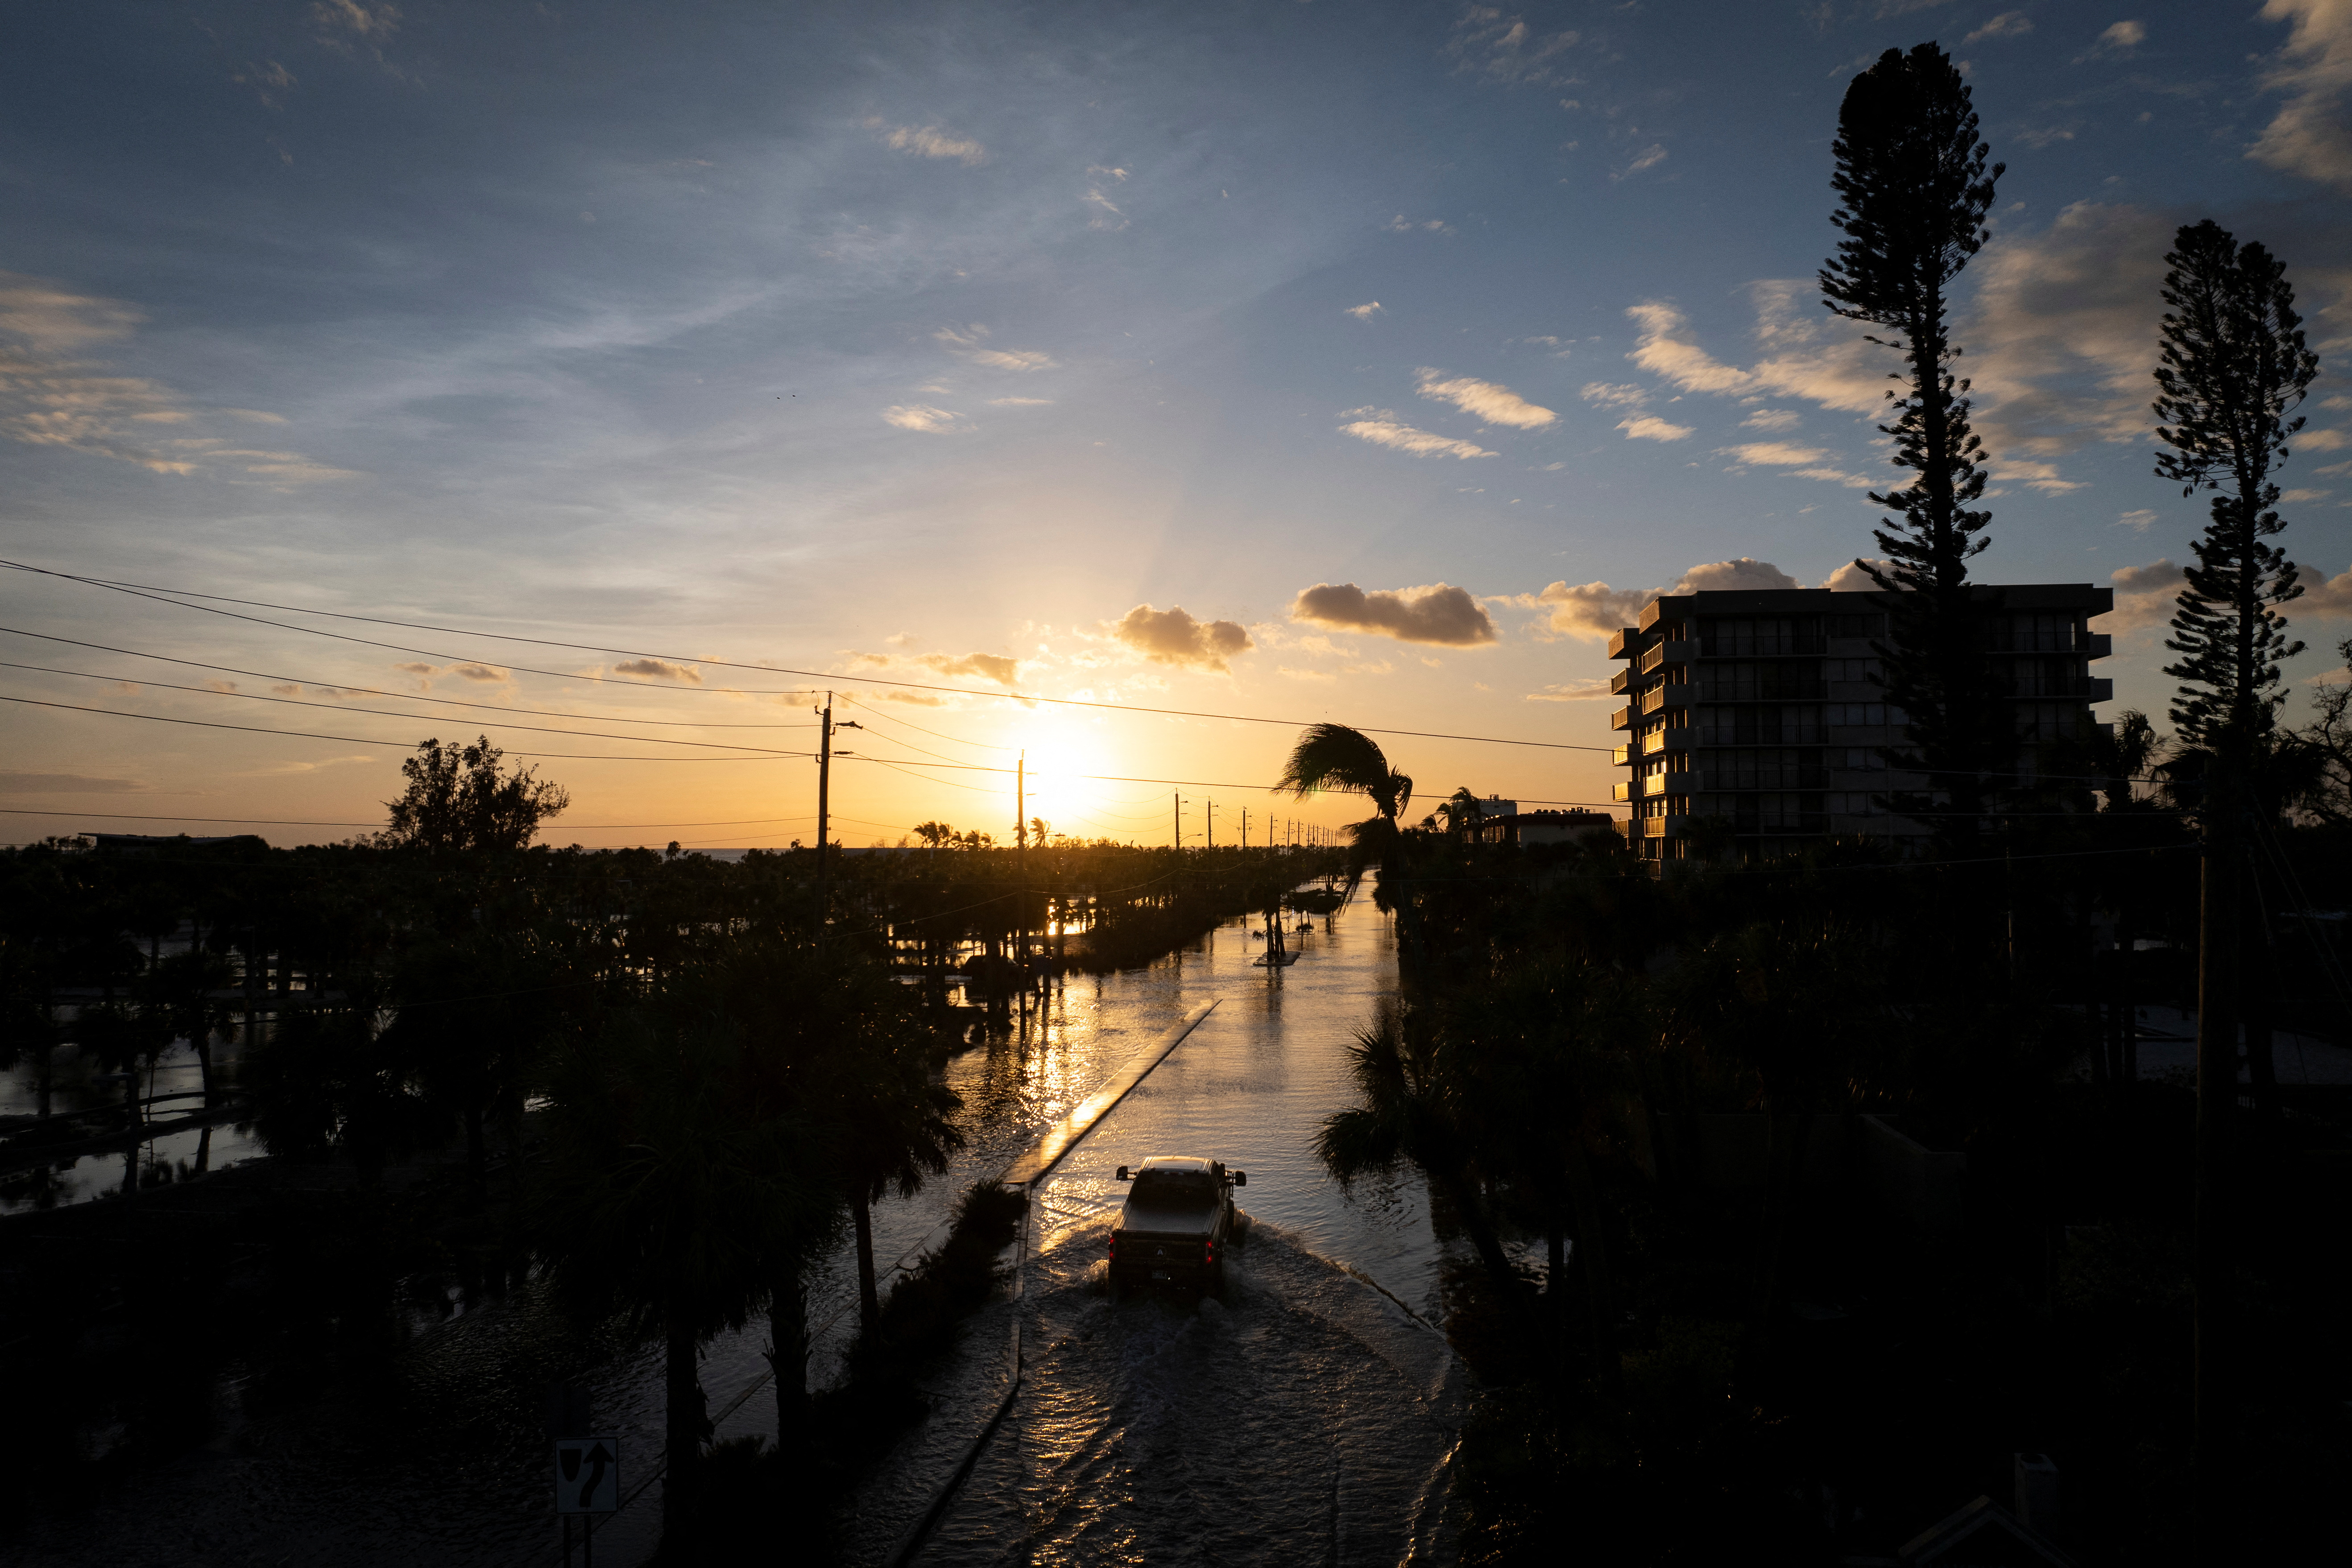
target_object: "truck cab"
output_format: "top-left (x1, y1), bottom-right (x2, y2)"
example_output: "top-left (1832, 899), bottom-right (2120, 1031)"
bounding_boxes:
top-left (1108, 1155), bottom-right (1247, 1296)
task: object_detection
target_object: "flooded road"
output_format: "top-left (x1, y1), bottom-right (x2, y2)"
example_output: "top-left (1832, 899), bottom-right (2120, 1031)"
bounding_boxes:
top-left (841, 890), bottom-right (1460, 1566)
top-left (15, 889), bottom-right (1458, 1566)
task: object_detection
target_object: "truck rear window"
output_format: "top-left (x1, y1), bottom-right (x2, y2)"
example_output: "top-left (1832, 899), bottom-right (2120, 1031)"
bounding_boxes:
top-left (1128, 1173), bottom-right (1217, 1210)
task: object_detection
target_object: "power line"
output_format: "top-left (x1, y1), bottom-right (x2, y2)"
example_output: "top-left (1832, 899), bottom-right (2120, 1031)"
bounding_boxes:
top-left (0, 807), bottom-right (850, 831)
top-left (0, 660), bottom-right (822, 754)
top-left (0, 625), bottom-right (818, 728)
top-left (1, 557), bottom-right (1613, 753)
top-left (0, 692), bottom-right (795, 761)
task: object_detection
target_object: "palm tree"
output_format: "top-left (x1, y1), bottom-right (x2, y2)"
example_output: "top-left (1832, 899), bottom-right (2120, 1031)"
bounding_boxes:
top-left (534, 984), bottom-right (811, 1551)
top-left (1433, 786), bottom-right (1487, 843)
top-left (1275, 724), bottom-right (1413, 871)
top-left (1316, 1001), bottom-right (1521, 1296)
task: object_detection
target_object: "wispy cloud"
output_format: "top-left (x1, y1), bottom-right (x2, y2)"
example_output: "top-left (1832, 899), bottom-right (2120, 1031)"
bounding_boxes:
top-left (1524, 678), bottom-right (1613, 702)
top-left (874, 120), bottom-right (987, 165)
top-left (852, 650), bottom-right (1022, 687)
top-left (882, 404), bottom-right (969, 432)
top-left (1337, 409), bottom-right (1495, 459)
top-left (2250, 0), bottom-right (2352, 192)
top-left (1963, 11), bottom-right (2034, 43)
top-left (1415, 368), bottom-right (1557, 428)
top-left (0, 770), bottom-right (151, 794)
top-left (1448, 10), bottom-right (1581, 84)
top-left (614, 658), bottom-right (702, 683)
top-left (1615, 144), bottom-right (1669, 179)
top-left (2116, 508), bottom-right (2158, 531)
top-left (0, 270), bottom-right (347, 482)
top-left (1345, 302), bottom-right (1385, 320)
top-left (2079, 19), bottom-right (2147, 59)
top-left (1742, 408), bottom-right (1801, 431)
top-left (1578, 382), bottom-right (1648, 409)
top-left (934, 323), bottom-right (1055, 372)
top-left (1619, 415), bottom-right (1694, 441)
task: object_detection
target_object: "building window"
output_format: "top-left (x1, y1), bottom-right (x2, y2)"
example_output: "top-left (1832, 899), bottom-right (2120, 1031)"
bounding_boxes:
top-left (1696, 705), bottom-right (1824, 745)
top-left (1698, 616), bottom-right (1824, 657)
top-left (1824, 703), bottom-right (1906, 727)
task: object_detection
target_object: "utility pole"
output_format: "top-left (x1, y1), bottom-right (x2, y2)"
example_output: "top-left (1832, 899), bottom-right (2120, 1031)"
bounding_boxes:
top-left (814, 693), bottom-right (859, 940)
top-left (1206, 799), bottom-right (1214, 851)
top-left (2193, 787), bottom-right (2238, 1542)
top-left (1242, 807), bottom-right (1248, 848)
top-left (1016, 753), bottom-right (1027, 1017)
top-left (1173, 793), bottom-right (1184, 851)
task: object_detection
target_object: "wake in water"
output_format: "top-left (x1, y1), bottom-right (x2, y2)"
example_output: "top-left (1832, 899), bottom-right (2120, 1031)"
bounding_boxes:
top-left (863, 1217), bottom-right (1460, 1567)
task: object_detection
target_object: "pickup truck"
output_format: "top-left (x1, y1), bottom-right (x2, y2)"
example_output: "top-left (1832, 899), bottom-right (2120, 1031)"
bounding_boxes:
top-left (1108, 1155), bottom-right (1247, 1297)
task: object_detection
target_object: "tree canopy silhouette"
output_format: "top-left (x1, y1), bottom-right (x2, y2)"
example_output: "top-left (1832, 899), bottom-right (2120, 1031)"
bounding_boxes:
top-left (1823, 41), bottom-right (2004, 837)
top-left (2153, 219), bottom-right (2319, 757)
top-left (381, 734), bottom-right (570, 854)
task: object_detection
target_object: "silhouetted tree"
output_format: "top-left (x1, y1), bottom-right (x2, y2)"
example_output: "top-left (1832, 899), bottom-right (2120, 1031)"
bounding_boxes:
top-left (2297, 637), bottom-right (2352, 825)
top-left (1276, 724), bottom-right (1413, 870)
top-left (381, 735), bottom-right (570, 854)
top-left (2154, 220), bottom-right (2319, 759)
top-left (1823, 41), bottom-right (2005, 840)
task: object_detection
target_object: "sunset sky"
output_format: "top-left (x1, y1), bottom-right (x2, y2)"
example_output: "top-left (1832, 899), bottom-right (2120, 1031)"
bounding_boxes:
top-left (5, 0), bottom-right (2352, 848)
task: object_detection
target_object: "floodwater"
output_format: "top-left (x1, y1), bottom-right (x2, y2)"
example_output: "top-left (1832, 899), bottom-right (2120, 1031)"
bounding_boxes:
top-left (16, 891), bottom-right (1460, 1566)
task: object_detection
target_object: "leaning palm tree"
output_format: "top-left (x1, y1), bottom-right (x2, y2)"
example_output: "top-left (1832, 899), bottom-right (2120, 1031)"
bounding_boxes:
top-left (1275, 724), bottom-right (1412, 872)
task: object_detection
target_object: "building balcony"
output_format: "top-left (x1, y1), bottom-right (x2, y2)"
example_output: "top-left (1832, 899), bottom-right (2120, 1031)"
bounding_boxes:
top-left (1632, 815), bottom-right (1689, 838)
top-left (1611, 744), bottom-right (1633, 765)
top-left (1642, 726), bottom-right (1695, 755)
top-left (1607, 627), bottom-right (1639, 660)
top-left (2086, 633), bottom-right (2112, 660)
top-left (1609, 666), bottom-right (1634, 696)
top-left (1637, 686), bottom-right (1688, 717)
top-left (1637, 639), bottom-right (1696, 674)
top-left (1611, 781), bottom-right (1633, 802)
top-left (1692, 682), bottom-right (1826, 703)
top-left (1610, 704), bottom-right (1635, 732)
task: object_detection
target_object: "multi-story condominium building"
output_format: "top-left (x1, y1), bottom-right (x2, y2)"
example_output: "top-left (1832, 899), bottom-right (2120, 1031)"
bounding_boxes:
top-left (1605, 583), bottom-right (2114, 861)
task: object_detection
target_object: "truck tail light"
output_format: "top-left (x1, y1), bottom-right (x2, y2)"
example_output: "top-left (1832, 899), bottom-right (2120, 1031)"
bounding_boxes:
top-left (1108, 1236), bottom-right (1116, 1258)
top-left (1203, 1241), bottom-right (1214, 1265)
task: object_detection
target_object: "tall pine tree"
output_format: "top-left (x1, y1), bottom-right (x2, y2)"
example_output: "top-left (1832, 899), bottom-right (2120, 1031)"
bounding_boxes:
top-left (1822, 43), bottom-right (2004, 840)
top-left (2154, 220), bottom-right (2317, 758)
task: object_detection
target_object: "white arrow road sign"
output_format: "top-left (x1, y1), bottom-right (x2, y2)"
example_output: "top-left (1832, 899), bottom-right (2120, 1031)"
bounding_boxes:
top-left (555, 1435), bottom-right (621, 1514)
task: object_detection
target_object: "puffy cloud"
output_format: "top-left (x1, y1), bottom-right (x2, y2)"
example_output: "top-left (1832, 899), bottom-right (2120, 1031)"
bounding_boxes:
top-left (1678, 558), bottom-right (1804, 593)
top-left (881, 404), bottom-right (967, 432)
top-left (1521, 559), bottom-right (1803, 638)
top-left (2303, 559), bottom-right (2352, 616)
top-left (1290, 582), bottom-right (1499, 645)
top-left (1345, 302), bottom-right (1384, 319)
top-left (1337, 409), bottom-right (1495, 459)
top-left (1414, 368), bottom-right (1557, 428)
top-left (1526, 678), bottom-right (1614, 702)
top-left (876, 122), bottom-right (987, 165)
top-left (1619, 415), bottom-right (1694, 441)
top-left (1822, 558), bottom-right (1895, 591)
top-left (2084, 19), bottom-right (2147, 56)
top-left (2099, 558), bottom-right (2188, 630)
top-left (1108, 604), bottom-right (1254, 671)
top-left (2251, 0), bottom-right (2352, 192)
top-left (614, 658), bottom-right (703, 683)
top-left (1964, 11), bottom-right (2035, 43)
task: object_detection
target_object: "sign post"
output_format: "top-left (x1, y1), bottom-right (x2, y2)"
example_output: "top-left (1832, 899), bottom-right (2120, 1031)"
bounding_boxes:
top-left (555, 1434), bottom-right (621, 1567)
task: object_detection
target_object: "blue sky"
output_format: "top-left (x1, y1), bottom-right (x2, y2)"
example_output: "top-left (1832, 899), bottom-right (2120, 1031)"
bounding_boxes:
top-left (4, 0), bottom-right (2351, 846)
